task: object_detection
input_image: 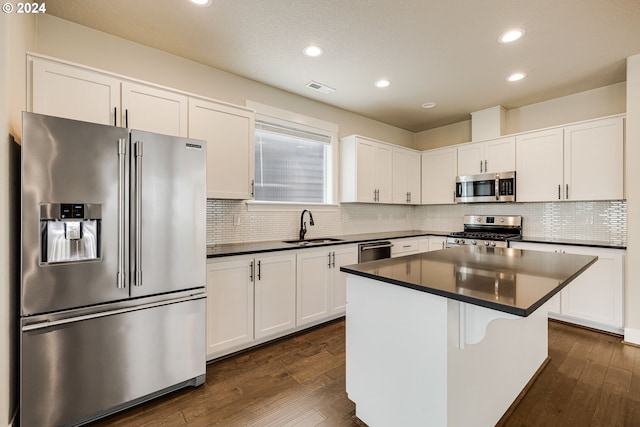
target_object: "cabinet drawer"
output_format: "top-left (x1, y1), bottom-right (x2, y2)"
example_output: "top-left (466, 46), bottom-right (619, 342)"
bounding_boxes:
top-left (391, 239), bottom-right (419, 257)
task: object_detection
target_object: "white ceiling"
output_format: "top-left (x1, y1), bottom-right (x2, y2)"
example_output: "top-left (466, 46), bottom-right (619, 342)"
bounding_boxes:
top-left (44, 0), bottom-right (640, 132)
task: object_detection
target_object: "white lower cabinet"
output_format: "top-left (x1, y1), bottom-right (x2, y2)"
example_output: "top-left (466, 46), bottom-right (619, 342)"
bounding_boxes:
top-left (254, 253), bottom-right (297, 339)
top-left (207, 245), bottom-right (359, 360)
top-left (510, 241), bottom-right (624, 333)
top-left (206, 252), bottom-right (295, 359)
top-left (331, 246), bottom-right (359, 313)
top-left (393, 236), bottom-right (446, 258)
top-left (206, 258), bottom-right (254, 357)
top-left (427, 236), bottom-right (447, 252)
top-left (296, 245), bottom-right (358, 326)
top-left (391, 238), bottom-right (421, 257)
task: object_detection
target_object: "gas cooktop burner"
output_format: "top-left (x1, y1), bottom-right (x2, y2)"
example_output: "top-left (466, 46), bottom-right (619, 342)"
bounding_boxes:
top-left (448, 231), bottom-right (520, 241)
top-left (446, 215), bottom-right (523, 248)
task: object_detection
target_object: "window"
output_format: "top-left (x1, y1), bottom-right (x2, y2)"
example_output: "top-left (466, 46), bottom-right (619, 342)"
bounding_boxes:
top-left (254, 121), bottom-right (330, 203)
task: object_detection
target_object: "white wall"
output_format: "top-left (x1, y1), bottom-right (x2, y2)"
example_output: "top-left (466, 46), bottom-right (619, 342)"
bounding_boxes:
top-left (624, 54), bottom-right (640, 344)
top-left (33, 15), bottom-right (416, 148)
top-left (505, 82), bottom-right (626, 134)
top-left (415, 83), bottom-right (626, 150)
top-left (415, 120), bottom-right (471, 150)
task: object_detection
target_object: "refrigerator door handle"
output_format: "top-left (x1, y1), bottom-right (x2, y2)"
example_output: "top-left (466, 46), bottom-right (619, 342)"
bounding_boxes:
top-left (134, 140), bottom-right (144, 287)
top-left (117, 138), bottom-right (127, 289)
top-left (22, 292), bottom-right (206, 332)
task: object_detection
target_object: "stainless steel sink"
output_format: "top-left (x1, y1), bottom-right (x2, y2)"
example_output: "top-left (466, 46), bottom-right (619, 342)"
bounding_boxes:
top-left (282, 238), bottom-right (343, 246)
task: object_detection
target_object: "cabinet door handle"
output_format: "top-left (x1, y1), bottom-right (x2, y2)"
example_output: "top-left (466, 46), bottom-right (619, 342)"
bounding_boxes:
top-left (328, 252), bottom-right (332, 268)
top-left (114, 107), bottom-right (118, 127)
top-left (332, 252), bottom-right (336, 268)
top-left (566, 184), bottom-right (569, 199)
top-left (251, 179), bottom-right (255, 198)
top-left (257, 260), bottom-right (261, 280)
top-left (249, 261), bottom-right (254, 282)
top-left (125, 109), bottom-right (129, 128)
top-left (484, 160), bottom-right (487, 172)
top-left (558, 184), bottom-right (561, 200)
top-left (480, 160), bottom-right (483, 173)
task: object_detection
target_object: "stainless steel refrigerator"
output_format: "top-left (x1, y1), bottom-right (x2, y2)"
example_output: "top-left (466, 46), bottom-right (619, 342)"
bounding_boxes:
top-left (19, 112), bottom-right (207, 427)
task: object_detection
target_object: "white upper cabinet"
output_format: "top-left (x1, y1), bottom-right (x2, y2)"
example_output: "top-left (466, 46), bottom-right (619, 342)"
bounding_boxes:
top-left (341, 135), bottom-right (392, 203)
top-left (457, 136), bottom-right (515, 176)
top-left (30, 56), bottom-right (188, 137)
top-left (516, 129), bottom-right (564, 202)
top-left (392, 147), bottom-right (421, 204)
top-left (421, 147), bottom-right (457, 205)
top-left (563, 116), bottom-right (624, 201)
top-left (121, 82), bottom-right (188, 137)
top-left (517, 116), bottom-right (624, 202)
top-left (188, 98), bottom-right (255, 199)
top-left (30, 57), bottom-right (120, 126)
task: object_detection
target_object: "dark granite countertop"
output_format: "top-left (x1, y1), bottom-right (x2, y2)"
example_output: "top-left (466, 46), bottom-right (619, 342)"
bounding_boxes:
top-left (207, 230), bottom-right (452, 258)
top-left (511, 236), bottom-right (626, 250)
top-left (340, 245), bottom-right (598, 317)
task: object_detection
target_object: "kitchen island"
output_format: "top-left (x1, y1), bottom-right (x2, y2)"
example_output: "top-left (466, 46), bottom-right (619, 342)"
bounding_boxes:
top-left (340, 246), bottom-right (597, 427)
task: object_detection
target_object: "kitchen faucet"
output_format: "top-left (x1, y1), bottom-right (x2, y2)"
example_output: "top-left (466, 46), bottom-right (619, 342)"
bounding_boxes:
top-left (299, 209), bottom-right (315, 241)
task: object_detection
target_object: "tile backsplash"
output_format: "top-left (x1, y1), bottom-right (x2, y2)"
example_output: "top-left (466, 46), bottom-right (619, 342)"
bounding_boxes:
top-left (414, 200), bottom-right (626, 244)
top-left (207, 200), bottom-right (626, 246)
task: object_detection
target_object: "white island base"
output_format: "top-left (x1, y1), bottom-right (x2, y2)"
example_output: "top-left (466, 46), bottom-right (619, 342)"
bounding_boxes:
top-left (346, 275), bottom-right (549, 427)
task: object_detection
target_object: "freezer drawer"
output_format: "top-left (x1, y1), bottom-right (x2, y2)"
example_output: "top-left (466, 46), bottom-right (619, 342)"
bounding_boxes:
top-left (20, 294), bottom-right (206, 427)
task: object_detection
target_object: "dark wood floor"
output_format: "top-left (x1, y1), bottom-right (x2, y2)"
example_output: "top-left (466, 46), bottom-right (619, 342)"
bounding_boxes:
top-left (90, 319), bottom-right (640, 427)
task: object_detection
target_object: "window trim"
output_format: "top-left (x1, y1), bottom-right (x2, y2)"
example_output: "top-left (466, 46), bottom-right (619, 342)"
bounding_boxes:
top-left (246, 101), bottom-right (339, 208)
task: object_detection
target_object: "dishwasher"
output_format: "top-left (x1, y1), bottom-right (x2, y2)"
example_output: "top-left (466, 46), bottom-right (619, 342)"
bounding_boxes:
top-left (358, 241), bottom-right (393, 262)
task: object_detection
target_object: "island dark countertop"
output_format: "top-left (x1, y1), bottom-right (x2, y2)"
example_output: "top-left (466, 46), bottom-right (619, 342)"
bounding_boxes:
top-left (340, 246), bottom-right (598, 317)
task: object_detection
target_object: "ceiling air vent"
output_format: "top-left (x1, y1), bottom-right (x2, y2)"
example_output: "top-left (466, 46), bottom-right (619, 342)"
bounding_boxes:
top-left (306, 81), bottom-right (335, 94)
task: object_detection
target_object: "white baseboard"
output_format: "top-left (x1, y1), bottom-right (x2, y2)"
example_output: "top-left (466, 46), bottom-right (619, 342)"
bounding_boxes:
top-left (624, 328), bottom-right (640, 345)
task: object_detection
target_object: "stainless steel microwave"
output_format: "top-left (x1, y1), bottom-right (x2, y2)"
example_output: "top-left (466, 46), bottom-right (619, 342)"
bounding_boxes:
top-left (455, 171), bottom-right (516, 203)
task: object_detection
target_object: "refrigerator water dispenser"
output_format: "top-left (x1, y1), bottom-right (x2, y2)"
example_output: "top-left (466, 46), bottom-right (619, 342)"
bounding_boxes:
top-left (40, 203), bottom-right (101, 264)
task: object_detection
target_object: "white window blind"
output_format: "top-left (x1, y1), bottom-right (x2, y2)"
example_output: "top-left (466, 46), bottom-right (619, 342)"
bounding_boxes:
top-left (254, 121), bottom-right (330, 203)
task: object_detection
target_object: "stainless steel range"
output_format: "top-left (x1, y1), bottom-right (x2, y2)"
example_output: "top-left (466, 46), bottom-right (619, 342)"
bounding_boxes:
top-left (446, 215), bottom-right (522, 248)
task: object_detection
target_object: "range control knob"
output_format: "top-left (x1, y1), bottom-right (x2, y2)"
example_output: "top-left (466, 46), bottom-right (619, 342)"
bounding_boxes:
top-left (484, 241), bottom-right (490, 246)
top-left (471, 240), bottom-right (477, 245)
top-left (490, 241), bottom-right (496, 247)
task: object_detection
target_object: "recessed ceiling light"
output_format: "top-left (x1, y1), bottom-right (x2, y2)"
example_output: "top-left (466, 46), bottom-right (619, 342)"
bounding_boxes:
top-left (375, 79), bottom-right (391, 88)
top-left (303, 45), bottom-right (323, 57)
top-left (499, 29), bottom-right (525, 44)
top-left (421, 102), bottom-right (437, 109)
top-left (190, 0), bottom-right (212, 6)
top-left (507, 72), bottom-right (527, 82)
